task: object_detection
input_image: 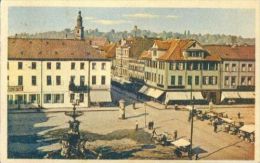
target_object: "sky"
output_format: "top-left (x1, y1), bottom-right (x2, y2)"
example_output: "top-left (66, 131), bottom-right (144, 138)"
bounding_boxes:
top-left (8, 7), bottom-right (255, 38)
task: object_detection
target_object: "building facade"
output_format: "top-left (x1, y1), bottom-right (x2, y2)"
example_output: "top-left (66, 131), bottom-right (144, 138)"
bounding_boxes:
top-left (139, 39), bottom-right (255, 104)
top-left (7, 11), bottom-right (112, 109)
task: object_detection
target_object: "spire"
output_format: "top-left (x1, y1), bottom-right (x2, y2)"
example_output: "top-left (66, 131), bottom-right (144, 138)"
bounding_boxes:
top-left (74, 10), bottom-right (84, 40)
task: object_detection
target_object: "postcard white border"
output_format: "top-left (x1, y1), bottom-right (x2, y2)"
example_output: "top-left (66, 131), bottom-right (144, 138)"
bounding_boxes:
top-left (1, 0), bottom-right (259, 163)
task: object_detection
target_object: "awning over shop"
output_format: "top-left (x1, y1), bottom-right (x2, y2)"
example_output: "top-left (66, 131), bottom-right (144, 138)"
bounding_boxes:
top-left (90, 90), bottom-right (112, 102)
top-left (221, 92), bottom-right (240, 101)
top-left (165, 92), bottom-right (204, 103)
top-left (238, 92), bottom-right (255, 99)
top-left (145, 88), bottom-right (164, 99)
top-left (138, 85), bottom-right (148, 93)
top-left (239, 124), bottom-right (255, 133)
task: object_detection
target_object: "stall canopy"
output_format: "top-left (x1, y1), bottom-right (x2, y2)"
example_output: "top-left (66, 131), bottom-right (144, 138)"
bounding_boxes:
top-left (90, 90), bottom-right (112, 102)
top-left (171, 138), bottom-right (191, 147)
top-left (165, 91), bottom-right (204, 103)
top-left (239, 124), bottom-right (255, 133)
top-left (221, 92), bottom-right (240, 101)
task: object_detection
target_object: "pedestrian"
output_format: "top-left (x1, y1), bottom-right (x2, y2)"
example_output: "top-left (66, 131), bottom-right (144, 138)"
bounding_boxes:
top-left (174, 130), bottom-right (178, 140)
top-left (135, 120), bottom-right (139, 131)
top-left (237, 112), bottom-right (241, 119)
top-left (213, 119), bottom-right (218, 133)
top-left (195, 153), bottom-right (199, 160)
top-left (188, 111), bottom-right (192, 122)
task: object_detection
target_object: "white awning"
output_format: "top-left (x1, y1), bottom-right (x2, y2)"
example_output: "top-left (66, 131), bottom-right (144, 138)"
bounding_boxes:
top-left (165, 92), bottom-right (204, 103)
top-left (192, 92), bottom-right (204, 100)
top-left (138, 85), bottom-right (148, 93)
top-left (238, 92), bottom-right (255, 99)
top-left (239, 124), bottom-right (255, 133)
top-left (165, 92), bottom-right (189, 103)
top-left (221, 92), bottom-right (240, 101)
top-left (145, 88), bottom-right (164, 99)
top-left (90, 90), bottom-right (112, 102)
top-left (171, 138), bottom-right (190, 147)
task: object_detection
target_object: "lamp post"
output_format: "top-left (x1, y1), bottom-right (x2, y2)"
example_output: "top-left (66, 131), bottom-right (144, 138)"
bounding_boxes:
top-left (144, 102), bottom-right (147, 128)
top-left (189, 79), bottom-right (194, 160)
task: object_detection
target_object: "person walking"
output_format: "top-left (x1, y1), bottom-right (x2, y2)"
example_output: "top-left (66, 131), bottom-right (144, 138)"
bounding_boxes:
top-left (237, 112), bottom-right (241, 119)
top-left (188, 111), bottom-right (192, 122)
top-left (195, 153), bottom-right (199, 160)
top-left (174, 130), bottom-right (178, 140)
top-left (135, 120), bottom-right (139, 131)
top-left (213, 119), bottom-right (218, 133)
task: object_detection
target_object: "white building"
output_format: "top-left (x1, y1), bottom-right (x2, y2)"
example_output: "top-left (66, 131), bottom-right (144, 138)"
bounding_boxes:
top-left (7, 11), bottom-right (112, 109)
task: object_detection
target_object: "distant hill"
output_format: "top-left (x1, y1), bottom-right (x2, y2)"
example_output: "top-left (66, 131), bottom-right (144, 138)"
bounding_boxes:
top-left (10, 28), bottom-right (255, 45)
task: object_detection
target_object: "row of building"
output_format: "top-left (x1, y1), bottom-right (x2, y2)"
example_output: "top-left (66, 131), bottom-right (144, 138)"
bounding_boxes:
top-left (110, 37), bottom-right (255, 104)
top-left (7, 11), bottom-right (255, 109)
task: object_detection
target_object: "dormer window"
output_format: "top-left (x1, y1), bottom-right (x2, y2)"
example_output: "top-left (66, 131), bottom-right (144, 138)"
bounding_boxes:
top-left (153, 50), bottom-right (157, 57)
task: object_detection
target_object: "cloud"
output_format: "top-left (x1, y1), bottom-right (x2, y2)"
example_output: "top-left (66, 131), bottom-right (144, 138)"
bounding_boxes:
top-left (93, 19), bottom-right (131, 25)
top-left (166, 15), bottom-right (179, 19)
top-left (124, 13), bottom-right (160, 19)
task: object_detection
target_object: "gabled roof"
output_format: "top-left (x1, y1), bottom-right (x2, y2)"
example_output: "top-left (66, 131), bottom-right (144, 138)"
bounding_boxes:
top-left (119, 37), bottom-right (155, 59)
top-left (8, 38), bottom-right (108, 60)
top-left (204, 45), bottom-right (255, 61)
top-left (102, 43), bottom-right (117, 58)
top-left (156, 39), bottom-right (221, 61)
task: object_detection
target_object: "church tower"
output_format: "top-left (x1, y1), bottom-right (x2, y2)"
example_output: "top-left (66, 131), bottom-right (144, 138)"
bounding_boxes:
top-left (74, 11), bottom-right (84, 40)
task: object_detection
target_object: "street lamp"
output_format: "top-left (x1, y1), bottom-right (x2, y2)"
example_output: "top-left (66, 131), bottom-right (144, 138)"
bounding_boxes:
top-left (189, 79), bottom-right (194, 160)
top-left (144, 102), bottom-right (147, 128)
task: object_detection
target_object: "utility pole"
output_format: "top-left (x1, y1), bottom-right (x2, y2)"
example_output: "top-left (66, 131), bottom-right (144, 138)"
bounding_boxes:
top-left (189, 79), bottom-right (194, 160)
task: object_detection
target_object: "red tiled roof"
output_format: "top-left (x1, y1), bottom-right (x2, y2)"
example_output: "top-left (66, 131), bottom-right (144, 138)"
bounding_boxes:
top-left (204, 45), bottom-right (255, 61)
top-left (139, 50), bottom-right (151, 60)
top-left (102, 43), bottom-right (117, 58)
top-left (8, 38), bottom-right (108, 60)
top-left (157, 39), bottom-right (221, 61)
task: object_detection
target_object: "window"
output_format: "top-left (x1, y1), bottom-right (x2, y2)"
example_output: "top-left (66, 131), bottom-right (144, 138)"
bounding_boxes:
top-left (92, 76), bottom-right (96, 85)
top-left (213, 77), bottom-right (217, 85)
top-left (102, 63), bottom-right (106, 70)
top-left (56, 76), bottom-right (61, 85)
top-left (187, 63), bottom-right (193, 70)
top-left (29, 94), bottom-right (37, 103)
top-left (178, 76), bottom-right (183, 85)
top-left (80, 62), bottom-right (84, 70)
top-left (56, 62), bottom-right (61, 69)
top-left (232, 64), bottom-right (236, 71)
top-left (71, 62), bottom-right (75, 70)
top-left (248, 77), bottom-right (252, 85)
top-left (242, 64), bottom-right (246, 71)
top-left (153, 50), bottom-right (157, 56)
top-left (53, 94), bottom-right (64, 103)
top-left (209, 63), bottom-right (215, 70)
top-left (209, 76), bottom-right (213, 85)
top-left (188, 76), bottom-right (192, 85)
top-left (195, 76), bottom-right (199, 85)
top-left (248, 64), bottom-right (253, 71)
top-left (203, 76), bottom-right (209, 85)
top-left (47, 76), bottom-right (52, 85)
top-left (32, 62), bottom-right (36, 69)
top-left (18, 62), bottom-right (23, 69)
top-left (101, 76), bottom-right (106, 85)
top-left (193, 63), bottom-right (199, 70)
top-left (47, 62), bottom-right (51, 69)
top-left (70, 76), bottom-right (75, 83)
top-left (92, 62), bottom-right (96, 70)
top-left (171, 76), bottom-right (175, 85)
top-left (241, 76), bottom-right (246, 85)
top-left (44, 94), bottom-right (52, 103)
top-left (231, 76), bottom-right (236, 86)
top-left (79, 93), bottom-right (84, 102)
top-left (70, 94), bottom-right (75, 102)
top-left (224, 76), bottom-right (229, 86)
top-left (32, 76), bottom-right (36, 86)
top-left (18, 76), bottom-right (23, 86)
top-left (80, 76), bottom-right (85, 86)
top-left (225, 63), bottom-right (229, 71)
